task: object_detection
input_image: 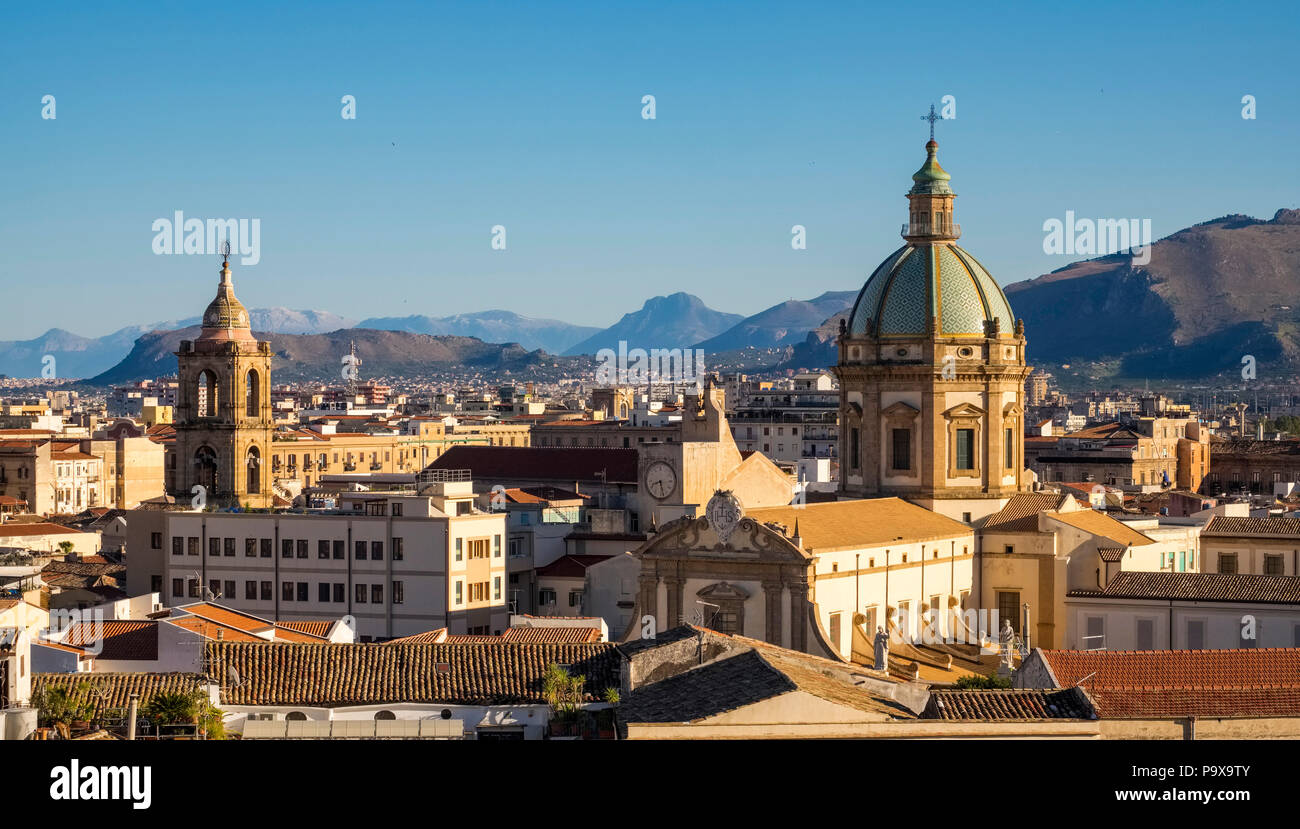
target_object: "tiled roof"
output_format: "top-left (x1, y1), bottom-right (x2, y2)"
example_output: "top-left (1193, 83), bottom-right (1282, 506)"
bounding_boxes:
top-left (33, 672), bottom-right (202, 715)
top-left (1043, 509), bottom-right (1155, 547)
top-left (171, 602), bottom-right (327, 642)
top-left (620, 644), bottom-right (913, 724)
top-left (1097, 546), bottom-right (1125, 562)
top-left (535, 554), bottom-right (614, 578)
top-left (745, 497), bottom-right (971, 552)
top-left (0, 522), bottom-right (85, 537)
top-left (1088, 687), bottom-right (1300, 719)
top-left (1039, 647), bottom-right (1300, 689)
top-left (502, 486), bottom-right (588, 504)
top-left (276, 620), bottom-right (336, 638)
top-left (62, 620), bottom-right (158, 661)
top-left (500, 626), bottom-right (601, 644)
top-left (1036, 647), bottom-right (1300, 719)
top-left (983, 493), bottom-right (1071, 532)
top-left (1068, 571), bottom-right (1300, 604)
top-left (923, 688), bottom-right (1096, 721)
top-left (1203, 515), bottom-right (1300, 538)
top-left (167, 617), bottom-right (266, 643)
top-left (384, 628), bottom-right (448, 645)
top-left (425, 446), bottom-right (639, 484)
top-left (443, 635), bottom-right (502, 643)
top-left (209, 641), bottom-right (623, 706)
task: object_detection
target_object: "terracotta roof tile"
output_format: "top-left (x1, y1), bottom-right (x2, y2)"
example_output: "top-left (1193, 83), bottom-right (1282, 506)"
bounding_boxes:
top-left (745, 497), bottom-right (971, 552)
top-left (62, 620), bottom-right (158, 661)
top-left (923, 688), bottom-right (1096, 721)
top-left (210, 641), bottom-right (622, 706)
top-left (33, 672), bottom-right (202, 715)
top-left (1203, 516), bottom-right (1300, 538)
top-left (500, 626), bottom-right (601, 644)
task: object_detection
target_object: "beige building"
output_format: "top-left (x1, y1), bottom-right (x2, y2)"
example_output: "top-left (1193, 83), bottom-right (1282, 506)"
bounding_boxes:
top-left (1199, 515), bottom-right (1300, 575)
top-left (125, 485), bottom-right (507, 640)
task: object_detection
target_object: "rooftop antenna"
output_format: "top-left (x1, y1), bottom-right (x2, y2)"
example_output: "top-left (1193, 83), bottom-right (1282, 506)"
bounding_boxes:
top-left (920, 103), bottom-right (941, 142)
top-left (219, 238), bottom-right (232, 266)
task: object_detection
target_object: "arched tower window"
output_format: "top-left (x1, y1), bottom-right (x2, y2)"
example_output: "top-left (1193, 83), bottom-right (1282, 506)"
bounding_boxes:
top-left (194, 446), bottom-right (218, 495)
top-left (197, 369), bottom-right (218, 417)
top-left (246, 369), bottom-right (260, 418)
top-left (246, 446), bottom-right (261, 494)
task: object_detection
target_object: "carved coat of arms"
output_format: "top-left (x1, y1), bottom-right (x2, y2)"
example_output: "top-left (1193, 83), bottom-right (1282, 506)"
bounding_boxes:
top-left (704, 490), bottom-right (743, 544)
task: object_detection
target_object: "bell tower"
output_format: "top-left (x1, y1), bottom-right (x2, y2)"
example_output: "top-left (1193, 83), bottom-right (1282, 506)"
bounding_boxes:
top-left (170, 251), bottom-right (273, 509)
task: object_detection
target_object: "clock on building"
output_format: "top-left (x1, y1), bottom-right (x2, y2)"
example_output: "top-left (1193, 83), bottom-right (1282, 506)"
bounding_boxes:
top-left (643, 461), bottom-right (677, 501)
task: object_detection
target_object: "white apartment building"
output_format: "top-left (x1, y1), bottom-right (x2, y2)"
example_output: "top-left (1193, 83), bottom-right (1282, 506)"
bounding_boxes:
top-left (126, 483), bottom-right (508, 640)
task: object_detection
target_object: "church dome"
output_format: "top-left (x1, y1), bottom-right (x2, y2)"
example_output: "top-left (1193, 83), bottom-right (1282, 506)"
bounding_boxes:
top-left (198, 258), bottom-right (256, 343)
top-left (847, 242), bottom-right (1015, 338)
top-left (848, 139), bottom-right (1015, 339)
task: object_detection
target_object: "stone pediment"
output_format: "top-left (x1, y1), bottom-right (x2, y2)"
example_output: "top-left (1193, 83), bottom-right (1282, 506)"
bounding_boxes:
top-left (1003, 401), bottom-right (1024, 417)
top-left (881, 401), bottom-right (920, 418)
top-left (636, 515), bottom-right (810, 562)
top-left (696, 581), bottom-right (750, 601)
top-left (942, 402), bottom-right (986, 420)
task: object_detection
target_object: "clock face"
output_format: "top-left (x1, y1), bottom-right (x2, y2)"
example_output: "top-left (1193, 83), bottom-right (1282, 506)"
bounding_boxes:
top-left (644, 461), bottom-right (677, 501)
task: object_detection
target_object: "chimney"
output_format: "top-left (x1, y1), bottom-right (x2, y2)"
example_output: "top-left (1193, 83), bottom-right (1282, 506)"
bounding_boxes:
top-left (127, 694), bottom-right (139, 740)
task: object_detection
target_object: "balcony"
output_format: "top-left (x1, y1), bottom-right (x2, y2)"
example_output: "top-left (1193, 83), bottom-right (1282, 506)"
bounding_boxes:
top-left (901, 221), bottom-right (960, 239)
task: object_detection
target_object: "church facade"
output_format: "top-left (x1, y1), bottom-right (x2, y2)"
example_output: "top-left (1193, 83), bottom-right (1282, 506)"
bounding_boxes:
top-left (834, 139), bottom-right (1032, 524)
top-left (168, 255), bottom-right (274, 508)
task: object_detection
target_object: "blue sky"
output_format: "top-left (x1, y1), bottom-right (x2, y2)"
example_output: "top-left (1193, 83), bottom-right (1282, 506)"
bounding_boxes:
top-left (1, 0), bottom-right (1296, 339)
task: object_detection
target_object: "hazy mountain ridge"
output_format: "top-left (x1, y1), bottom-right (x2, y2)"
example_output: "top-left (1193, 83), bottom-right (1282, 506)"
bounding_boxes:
top-left (563, 293), bottom-right (744, 356)
top-left (357, 310), bottom-right (599, 354)
top-left (89, 327), bottom-right (570, 385)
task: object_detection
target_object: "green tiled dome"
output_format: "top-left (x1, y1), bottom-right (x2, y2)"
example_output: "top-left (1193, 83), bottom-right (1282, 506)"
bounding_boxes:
top-left (848, 243), bottom-right (1014, 338)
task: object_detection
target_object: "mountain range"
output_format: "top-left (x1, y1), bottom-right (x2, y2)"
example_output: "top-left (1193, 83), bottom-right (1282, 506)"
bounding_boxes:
top-left (9, 208), bottom-right (1300, 384)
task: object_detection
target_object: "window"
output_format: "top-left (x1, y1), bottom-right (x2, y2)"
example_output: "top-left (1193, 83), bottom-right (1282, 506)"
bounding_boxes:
top-left (224, 538), bottom-right (235, 557)
top-left (1265, 554), bottom-right (1284, 576)
top-left (172, 537), bottom-right (183, 556)
top-left (296, 540), bottom-right (308, 559)
top-left (319, 540), bottom-right (330, 559)
top-left (282, 539), bottom-right (293, 558)
top-left (393, 581), bottom-right (404, 604)
top-left (282, 582), bottom-right (294, 601)
top-left (246, 538), bottom-right (258, 557)
top-left (188, 579), bottom-right (200, 599)
top-left (493, 535), bottom-right (502, 558)
top-left (956, 429), bottom-right (975, 471)
top-left (225, 580), bottom-right (236, 599)
top-left (258, 538), bottom-right (270, 558)
top-left (454, 538), bottom-right (463, 561)
top-left (246, 581), bottom-right (258, 601)
top-left (493, 576), bottom-right (501, 601)
top-left (850, 428), bottom-right (860, 470)
top-left (391, 537), bottom-right (404, 560)
top-left (371, 541), bottom-right (383, 560)
top-left (333, 540), bottom-right (344, 559)
top-left (538, 588), bottom-right (556, 606)
top-left (356, 584), bottom-right (367, 603)
top-left (209, 580), bottom-right (221, 598)
top-left (1219, 553), bottom-right (1238, 575)
top-left (152, 532), bottom-right (163, 550)
top-left (333, 583), bottom-right (344, 603)
top-left (261, 581), bottom-right (273, 601)
top-left (371, 584), bottom-right (383, 604)
top-left (319, 583), bottom-right (330, 602)
top-left (509, 537), bottom-right (523, 557)
top-left (392, 502), bottom-right (403, 517)
top-left (829, 611), bottom-right (842, 647)
top-left (891, 428), bottom-right (910, 471)
top-left (997, 591), bottom-right (1020, 633)
top-left (172, 578), bottom-right (183, 598)
top-left (1136, 619), bottom-right (1154, 650)
top-left (1005, 428), bottom-right (1015, 468)
top-left (209, 537), bottom-right (220, 557)
top-left (569, 589), bottom-right (583, 608)
top-left (1084, 615), bottom-right (1105, 650)
top-left (1186, 620), bottom-right (1205, 649)
top-left (1004, 545), bottom-right (1014, 554)
top-left (356, 540), bottom-right (367, 560)
top-left (455, 581), bottom-right (463, 605)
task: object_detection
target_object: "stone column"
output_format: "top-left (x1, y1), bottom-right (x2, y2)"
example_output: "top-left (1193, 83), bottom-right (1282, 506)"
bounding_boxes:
top-left (665, 576), bottom-right (685, 628)
top-left (788, 578), bottom-right (809, 652)
top-left (762, 580), bottom-right (784, 646)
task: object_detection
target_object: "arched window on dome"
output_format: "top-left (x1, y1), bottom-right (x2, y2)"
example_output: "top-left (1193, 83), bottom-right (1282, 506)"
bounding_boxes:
top-left (197, 369), bottom-right (218, 417)
top-left (246, 368), bottom-right (260, 418)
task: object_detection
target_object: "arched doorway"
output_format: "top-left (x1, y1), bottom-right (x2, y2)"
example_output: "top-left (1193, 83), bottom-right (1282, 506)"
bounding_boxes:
top-left (246, 446), bottom-right (261, 494)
